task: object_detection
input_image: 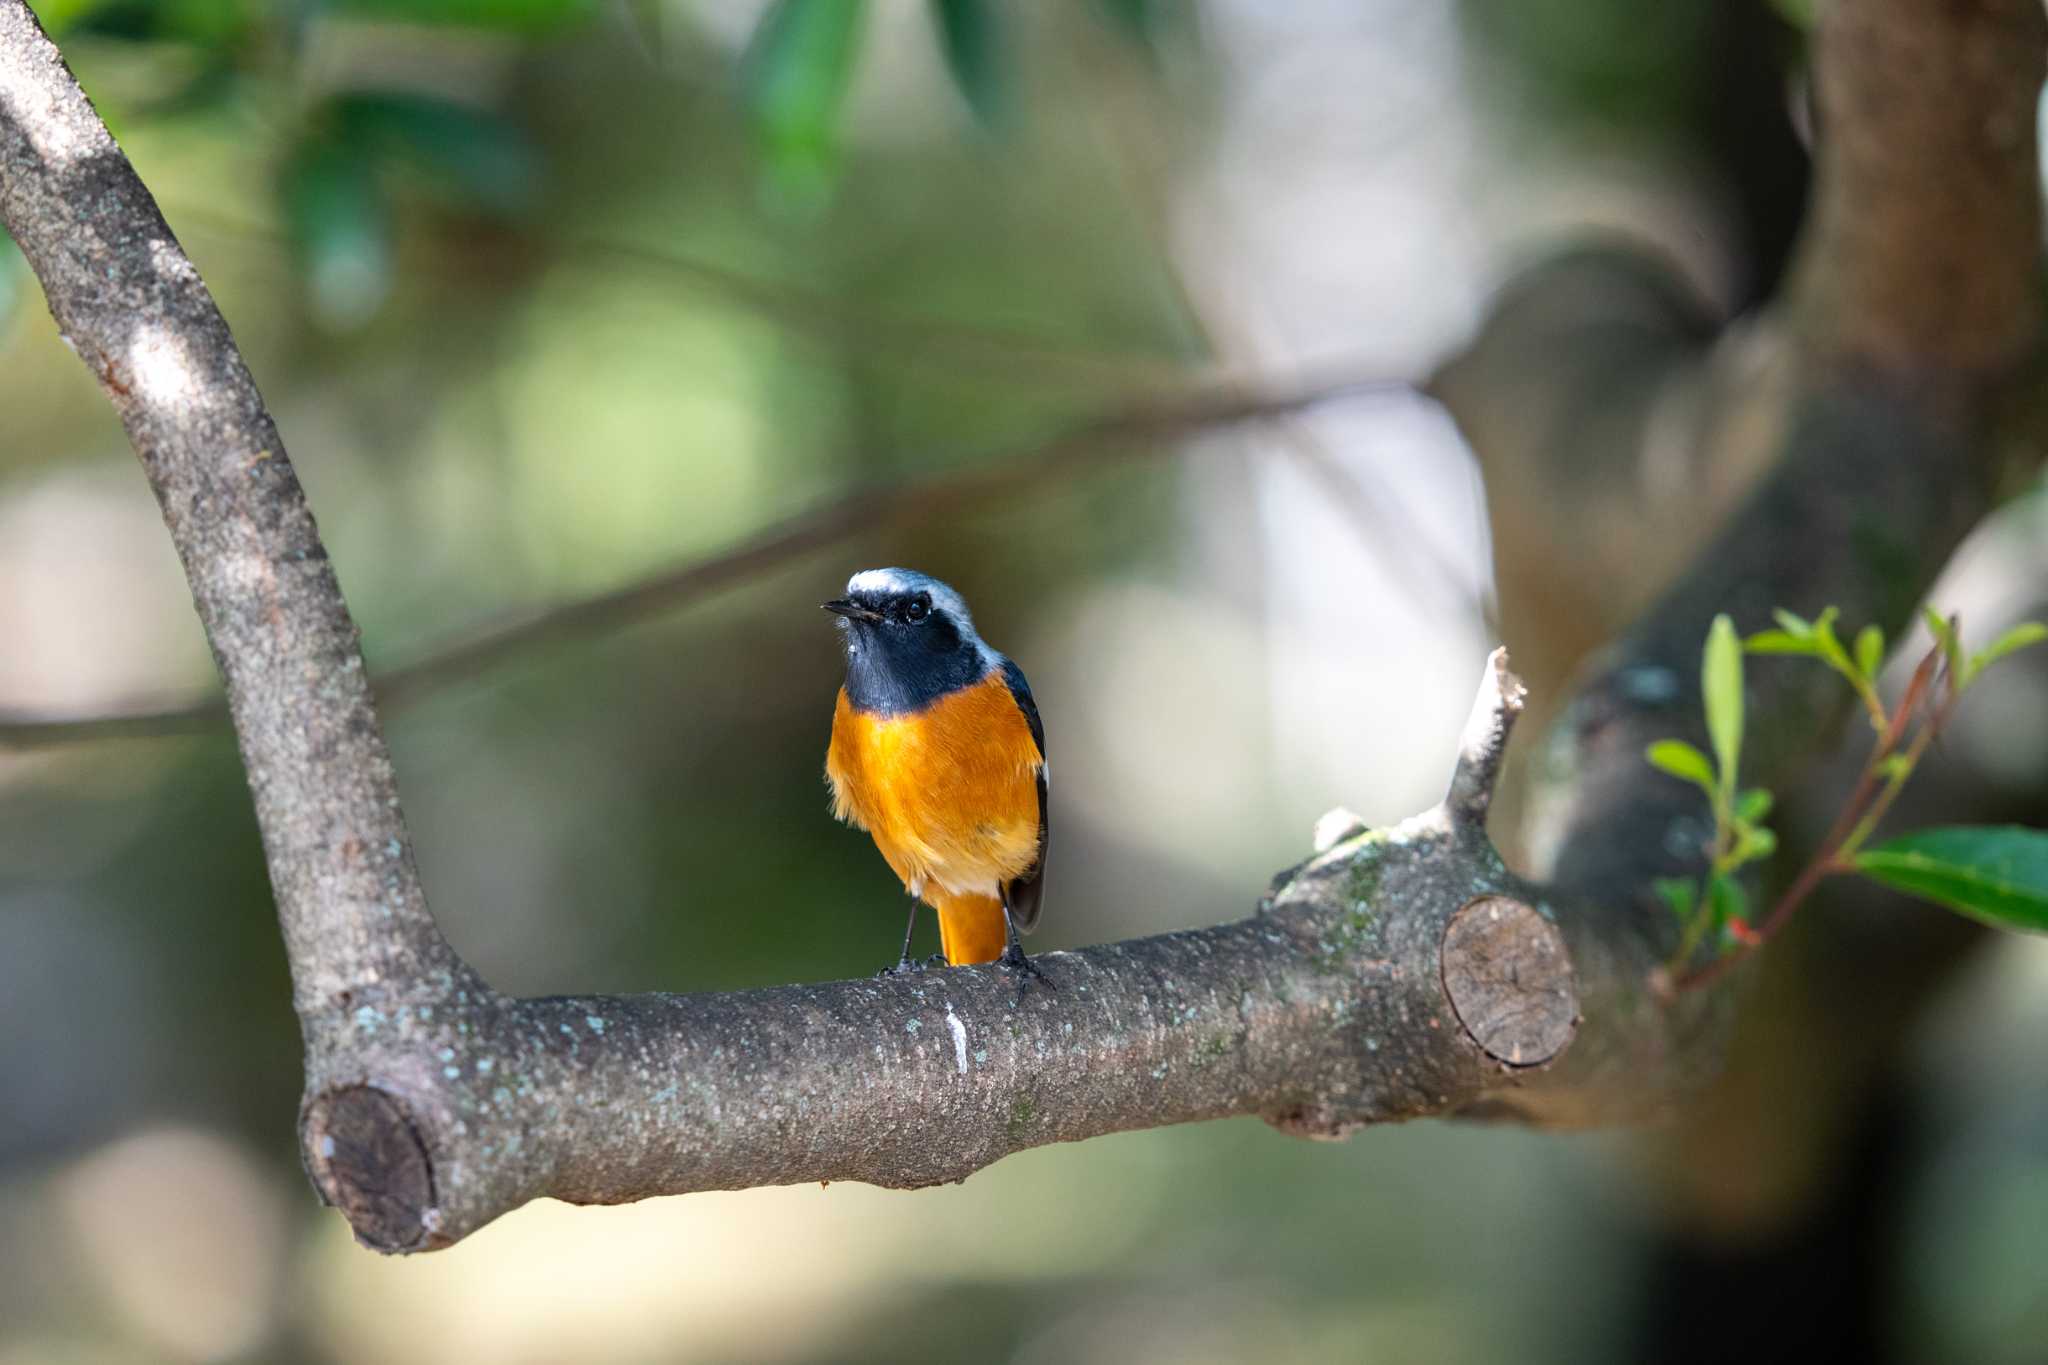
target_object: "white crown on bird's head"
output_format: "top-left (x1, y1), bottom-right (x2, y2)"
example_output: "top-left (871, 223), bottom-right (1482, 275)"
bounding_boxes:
top-left (844, 568), bottom-right (979, 639)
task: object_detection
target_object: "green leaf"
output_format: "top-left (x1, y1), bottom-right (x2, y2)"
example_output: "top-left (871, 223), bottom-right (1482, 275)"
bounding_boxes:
top-left (1647, 739), bottom-right (1717, 794)
top-left (1854, 826), bottom-right (2048, 934)
top-left (742, 0), bottom-right (869, 204)
top-left (1966, 621), bottom-right (2047, 684)
top-left (1744, 630), bottom-right (1820, 655)
top-left (1703, 614), bottom-right (1743, 792)
top-left (280, 136), bottom-right (390, 332)
top-left (1809, 606), bottom-right (1855, 680)
top-left (1855, 624), bottom-right (1884, 681)
top-left (1772, 608), bottom-right (1813, 638)
top-left (1734, 788), bottom-right (1774, 824)
top-left (931, 0), bottom-right (1007, 126)
top-left (1731, 823), bottom-right (1778, 866)
top-left (1653, 877), bottom-right (1697, 923)
top-left (1877, 753), bottom-right (1915, 781)
top-left (330, 92), bottom-right (541, 216)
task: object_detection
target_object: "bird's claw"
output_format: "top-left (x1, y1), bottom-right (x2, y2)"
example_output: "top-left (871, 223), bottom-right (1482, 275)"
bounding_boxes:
top-left (998, 944), bottom-right (1053, 991)
top-left (878, 956), bottom-right (927, 978)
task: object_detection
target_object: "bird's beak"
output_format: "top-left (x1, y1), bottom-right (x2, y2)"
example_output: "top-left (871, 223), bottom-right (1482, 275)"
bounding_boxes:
top-left (822, 599), bottom-right (883, 622)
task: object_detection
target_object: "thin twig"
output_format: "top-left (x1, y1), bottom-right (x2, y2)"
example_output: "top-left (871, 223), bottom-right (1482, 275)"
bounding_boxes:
top-left (0, 369), bottom-right (1409, 747)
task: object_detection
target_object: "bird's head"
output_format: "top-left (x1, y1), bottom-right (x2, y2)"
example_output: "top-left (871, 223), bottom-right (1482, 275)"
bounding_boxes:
top-left (823, 568), bottom-right (994, 710)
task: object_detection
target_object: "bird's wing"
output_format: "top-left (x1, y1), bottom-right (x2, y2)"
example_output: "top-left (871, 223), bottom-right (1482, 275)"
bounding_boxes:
top-left (1000, 657), bottom-right (1048, 934)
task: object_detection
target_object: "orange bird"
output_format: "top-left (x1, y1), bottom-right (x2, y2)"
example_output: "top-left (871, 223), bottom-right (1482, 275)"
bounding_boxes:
top-left (823, 568), bottom-right (1047, 976)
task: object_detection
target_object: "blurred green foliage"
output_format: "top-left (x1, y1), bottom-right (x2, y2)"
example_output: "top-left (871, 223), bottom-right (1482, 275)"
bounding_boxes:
top-left (280, 133), bottom-right (392, 327)
top-left (931, 0), bottom-right (1006, 127)
top-left (740, 0), bottom-right (868, 205)
top-left (326, 90), bottom-right (541, 214)
top-left (17, 0), bottom-right (1193, 326)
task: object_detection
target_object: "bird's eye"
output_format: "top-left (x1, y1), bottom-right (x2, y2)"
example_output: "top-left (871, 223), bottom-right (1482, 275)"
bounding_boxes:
top-left (904, 597), bottom-right (930, 623)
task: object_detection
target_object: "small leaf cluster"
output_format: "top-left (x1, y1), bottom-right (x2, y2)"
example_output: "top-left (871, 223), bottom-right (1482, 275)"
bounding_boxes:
top-left (739, 0), bottom-right (1183, 207)
top-left (1746, 606), bottom-right (1888, 730)
top-left (1646, 614), bottom-right (1774, 954)
top-left (23, 0), bottom-right (560, 333)
top-left (285, 90), bottom-right (541, 329)
top-left (1646, 603), bottom-right (2048, 989)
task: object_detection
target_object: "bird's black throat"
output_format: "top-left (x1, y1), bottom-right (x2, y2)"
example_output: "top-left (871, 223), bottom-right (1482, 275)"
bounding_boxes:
top-left (839, 613), bottom-right (987, 715)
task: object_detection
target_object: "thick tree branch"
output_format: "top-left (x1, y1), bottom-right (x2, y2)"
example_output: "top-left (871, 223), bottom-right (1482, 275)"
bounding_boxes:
top-left (0, 367), bottom-right (1401, 749)
top-left (293, 651), bottom-right (1588, 1251)
top-left (3, 0), bottom-right (2041, 1256)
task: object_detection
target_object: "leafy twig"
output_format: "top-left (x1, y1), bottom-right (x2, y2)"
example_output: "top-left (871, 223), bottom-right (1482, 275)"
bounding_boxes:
top-left (1658, 607), bottom-right (2047, 995)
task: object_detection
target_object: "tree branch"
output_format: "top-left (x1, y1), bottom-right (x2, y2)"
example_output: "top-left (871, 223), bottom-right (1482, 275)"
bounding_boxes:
top-left (3, 0), bottom-right (2041, 1257)
top-left (0, 367), bottom-right (1402, 749)
top-left (292, 650), bottom-right (1588, 1251)
top-left (1784, 0), bottom-right (2043, 372)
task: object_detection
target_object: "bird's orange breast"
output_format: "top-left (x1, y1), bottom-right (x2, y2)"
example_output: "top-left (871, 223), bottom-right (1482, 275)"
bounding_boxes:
top-left (826, 669), bottom-right (1043, 904)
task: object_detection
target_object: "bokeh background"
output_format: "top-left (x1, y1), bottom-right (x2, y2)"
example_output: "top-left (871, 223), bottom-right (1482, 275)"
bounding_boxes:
top-left (3, 1), bottom-right (2046, 1361)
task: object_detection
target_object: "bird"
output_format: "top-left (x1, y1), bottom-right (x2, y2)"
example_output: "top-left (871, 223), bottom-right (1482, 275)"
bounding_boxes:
top-left (822, 568), bottom-right (1048, 978)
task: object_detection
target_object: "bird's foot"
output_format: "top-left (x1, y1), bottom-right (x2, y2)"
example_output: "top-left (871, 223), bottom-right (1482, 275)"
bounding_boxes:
top-left (998, 943), bottom-right (1053, 991)
top-left (925, 952), bottom-right (949, 968)
top-left (878, 955), bottom-right (927, 978)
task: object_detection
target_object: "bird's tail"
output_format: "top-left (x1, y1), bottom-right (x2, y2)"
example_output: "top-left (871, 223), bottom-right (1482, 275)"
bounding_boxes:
top-left (933, 890), bottom-right (1007, 966)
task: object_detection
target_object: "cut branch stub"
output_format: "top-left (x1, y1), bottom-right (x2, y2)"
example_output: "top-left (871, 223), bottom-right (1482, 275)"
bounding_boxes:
top-left (1441, 895), bottom-right (1578, 1067)
top-left (1445, 648), bottom-right (1527, 833)
top-left (303, 1084), bottom-right (440, 1252)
